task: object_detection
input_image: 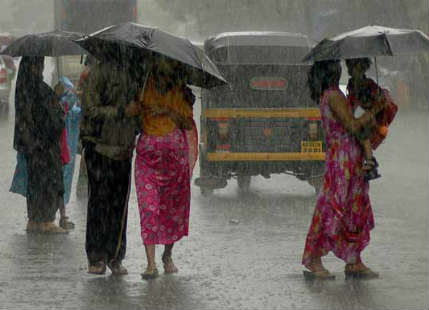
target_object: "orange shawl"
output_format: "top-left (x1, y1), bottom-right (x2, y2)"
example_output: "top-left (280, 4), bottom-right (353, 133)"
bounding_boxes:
top-left (137, 77), bottom-right (193, 136)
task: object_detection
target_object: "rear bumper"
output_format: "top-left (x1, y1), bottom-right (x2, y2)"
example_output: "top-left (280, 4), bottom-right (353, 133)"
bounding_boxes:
top-left (200, 152), bottom-right (326, 180)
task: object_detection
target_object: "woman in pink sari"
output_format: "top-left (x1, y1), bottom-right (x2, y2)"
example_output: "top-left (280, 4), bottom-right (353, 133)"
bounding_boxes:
top-left (302, 60), bottom-right (385, 279)
top-left (126, 60), bottom-right (197, 279)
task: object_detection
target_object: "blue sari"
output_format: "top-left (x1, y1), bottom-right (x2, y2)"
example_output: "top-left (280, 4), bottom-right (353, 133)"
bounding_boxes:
top-left (61, 77), bottom-right (81, 204)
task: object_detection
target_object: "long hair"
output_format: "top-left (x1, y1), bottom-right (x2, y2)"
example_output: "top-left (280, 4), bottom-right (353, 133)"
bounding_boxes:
top-left (345, 57), bottom-right (372, 73)
top-left (307, 60), bottom-right (341, 103)
top-left (15, 56), bottom-right (44, 108)
top-left (13, 56), bottom-right (44, 152)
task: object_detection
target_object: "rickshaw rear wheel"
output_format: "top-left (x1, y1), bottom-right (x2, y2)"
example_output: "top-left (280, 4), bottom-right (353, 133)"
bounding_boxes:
top-left (200, 187), bottom-right (214, 197)
top-left (237, 175), bottom-right (251, 192)
top-left (308, 176), bottom-right (324, 195)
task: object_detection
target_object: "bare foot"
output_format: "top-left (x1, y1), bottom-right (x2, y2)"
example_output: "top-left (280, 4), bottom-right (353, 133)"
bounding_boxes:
top-left (305, 259), bottom-right (328, 273)
top-left (345, 262), bottom-right (369, 272)
top-left (88, 261), bottom-right (106, 275)
top-left (107, 260), bottom-right (128, 275)
top-left (26, 221), bottom-right (39, 232)
top-left (345, 262), bottom-right (379, 278)
top-left (304, 259), bottom-right (335, 279)
top-left (59, 216), bottom-right (75, 230)
top-left (39, 222), bottom-right (68, 234)
top-left (162, 255), bottom-right (178, 274)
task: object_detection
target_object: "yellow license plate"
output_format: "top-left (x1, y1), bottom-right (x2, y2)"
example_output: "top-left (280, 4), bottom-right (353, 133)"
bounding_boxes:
top-left (301, 141), bottom-right (323, 153)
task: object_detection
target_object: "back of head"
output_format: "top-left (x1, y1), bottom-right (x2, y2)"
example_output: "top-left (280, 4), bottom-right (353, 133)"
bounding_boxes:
top-left (307, 60), bottom-right (341, 102)
top-left (17, 56), bottom-right (44, 82)
top-left (345, 57), bottom-right (372, 72)
top-left (15, 56), bottom-right (45, 105)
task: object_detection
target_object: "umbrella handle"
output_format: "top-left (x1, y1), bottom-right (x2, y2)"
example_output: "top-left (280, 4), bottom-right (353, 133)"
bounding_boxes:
top-left (56, 57), bottom-right (60, 84)
top-left (138, 71), bottom-right (150, 101)
top-left (374, 57), bottom-right (381, 96)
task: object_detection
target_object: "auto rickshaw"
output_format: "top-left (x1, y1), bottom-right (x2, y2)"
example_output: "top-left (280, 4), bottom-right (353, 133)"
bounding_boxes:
top-left (195, 31), bottom-right (325, 195)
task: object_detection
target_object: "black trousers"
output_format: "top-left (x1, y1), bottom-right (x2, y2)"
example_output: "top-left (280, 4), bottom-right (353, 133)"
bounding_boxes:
top-left (84, 144), bottom-right (131, 265)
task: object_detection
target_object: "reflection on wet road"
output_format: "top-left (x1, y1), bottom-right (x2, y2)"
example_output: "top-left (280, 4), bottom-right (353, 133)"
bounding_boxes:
top-left (0, 93), bottom-right (428, 309)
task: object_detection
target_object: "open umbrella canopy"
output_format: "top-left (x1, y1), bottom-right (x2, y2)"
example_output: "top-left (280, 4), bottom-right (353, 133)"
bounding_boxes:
top-left (303, 25), bottom-right (429, 62)
top-left (2, 30), bottom-right (86, 57)
top-left (75, 22), bottom-right (227, 88)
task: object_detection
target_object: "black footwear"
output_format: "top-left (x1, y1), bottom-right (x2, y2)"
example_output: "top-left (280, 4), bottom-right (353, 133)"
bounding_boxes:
top-left (364, 166), bottom-right (381, 181)
top-left (363, 157), bottom-right (381, 182)
top-left (371, 156), bottom-right (379, 168)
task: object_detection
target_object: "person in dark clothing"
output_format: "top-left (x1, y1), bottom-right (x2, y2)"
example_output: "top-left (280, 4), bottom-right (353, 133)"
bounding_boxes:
top-left (14, 56), bottom-right (67, 234)
top-left (80, 61), bottom-right (139, 275)
top-left (75, 55), bottom-right (97, 200)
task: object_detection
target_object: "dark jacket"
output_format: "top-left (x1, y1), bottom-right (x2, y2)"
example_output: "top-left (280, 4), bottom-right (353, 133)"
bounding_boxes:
top-left (80, 62), bottom-right (140, 160)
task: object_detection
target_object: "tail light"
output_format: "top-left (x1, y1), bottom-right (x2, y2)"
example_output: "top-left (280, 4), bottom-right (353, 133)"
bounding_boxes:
top-left (0, 68), bottom-right (7, 84)
top-left (214, 118), bottom-right (231, 151)
top-left (250, 77), bottom-right (287, 90)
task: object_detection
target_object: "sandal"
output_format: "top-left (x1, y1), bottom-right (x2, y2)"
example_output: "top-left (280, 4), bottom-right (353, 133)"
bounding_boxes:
top-left (303, 269), bottom-right (336, 280)
top-left (162, 255), bottom-right (178, 274)
top-left (59, 217), bottom-right (75, 230)
top-left (141, 267), bottom-right (159, 280)
top-left (88, 261), bottom-right (106, 275)
top-left (345, 264), bottom-right (379, 279)
top-left (107, 260), bottom-right (128, 276)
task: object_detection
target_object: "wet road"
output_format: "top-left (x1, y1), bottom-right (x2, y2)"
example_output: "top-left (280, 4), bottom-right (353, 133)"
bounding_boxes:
top-left (0, 91), bottom-right (428, 310)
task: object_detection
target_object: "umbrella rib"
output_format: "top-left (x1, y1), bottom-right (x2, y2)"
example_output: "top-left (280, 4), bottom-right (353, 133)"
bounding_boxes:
top-left (381, 32), bottom-right (394, 56)
top-left (192, 43), bottom-right (205, 84)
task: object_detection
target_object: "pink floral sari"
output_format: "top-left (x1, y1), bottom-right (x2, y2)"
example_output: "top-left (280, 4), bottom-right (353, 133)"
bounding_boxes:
top-left (302, 87), bottom-right (374, 266)
top-left (135, 124), bottom-right (197, 245)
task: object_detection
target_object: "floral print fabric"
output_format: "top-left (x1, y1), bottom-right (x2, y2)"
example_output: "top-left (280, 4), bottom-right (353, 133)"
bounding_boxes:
top-left (135, 128), bottom-right (191, 245)
top-left (302, 87), bottom-right (375, 266)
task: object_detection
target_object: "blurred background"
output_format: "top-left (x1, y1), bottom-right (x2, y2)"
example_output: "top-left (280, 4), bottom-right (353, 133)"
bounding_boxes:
top-left (0, 0), bottom-right (427, 109)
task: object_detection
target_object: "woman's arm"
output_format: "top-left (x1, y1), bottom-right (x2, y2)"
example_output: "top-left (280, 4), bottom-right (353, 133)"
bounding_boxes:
top-left (328, 91), bottom-right (385, 135)
top-left (167, 90), bottom-right (194, 130)
top-left (84, 80), bottom-right (118, 120)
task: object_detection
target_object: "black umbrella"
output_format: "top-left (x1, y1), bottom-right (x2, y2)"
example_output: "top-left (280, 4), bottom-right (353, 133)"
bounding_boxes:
top-left (2, 30), bottom-right (86, 57)
top-left (75, 22), bottom-right (227, 88)
top-left (303, 25), bottom-right (429, 62)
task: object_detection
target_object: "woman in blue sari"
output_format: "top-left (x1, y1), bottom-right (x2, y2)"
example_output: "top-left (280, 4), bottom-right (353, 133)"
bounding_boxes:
top-left (10, 76), bottom-right (81, 230)
top-left (58, 77), bottom-right (81, 228)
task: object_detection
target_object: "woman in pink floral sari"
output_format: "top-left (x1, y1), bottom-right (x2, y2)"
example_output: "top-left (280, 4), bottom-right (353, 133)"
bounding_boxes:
top-left (126, 60), bottom-right (197, 279)
top-left (302, 60), bottom-right (386, 279)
